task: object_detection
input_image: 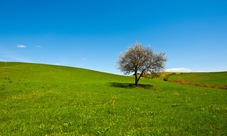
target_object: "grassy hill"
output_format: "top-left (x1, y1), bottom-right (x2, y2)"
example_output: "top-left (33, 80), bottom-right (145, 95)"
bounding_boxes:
top-left (0, 62), bottom-right (227, 135)
top-left (168, 72), bottom-right (227, 89)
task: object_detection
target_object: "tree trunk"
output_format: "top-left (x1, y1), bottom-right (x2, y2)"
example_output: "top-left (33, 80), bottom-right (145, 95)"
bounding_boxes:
top-left (135, 70), bottom-right (145, 86)
top-left (135, 77), bottom-right (138, 86)
top-left (134, 69), bottom-right (138, 86)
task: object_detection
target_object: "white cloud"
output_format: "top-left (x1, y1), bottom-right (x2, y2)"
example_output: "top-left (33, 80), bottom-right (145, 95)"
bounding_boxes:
top-left (165, 68), bottom-right (192, 72)
top-left (17, 44), bottom-right (26, 48)
top-left (36, 45), bottom-right (42, 48)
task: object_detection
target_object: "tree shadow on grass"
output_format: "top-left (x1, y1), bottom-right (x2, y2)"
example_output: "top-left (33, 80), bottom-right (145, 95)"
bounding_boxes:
top-left (109, 82), bottom-right (154, 89)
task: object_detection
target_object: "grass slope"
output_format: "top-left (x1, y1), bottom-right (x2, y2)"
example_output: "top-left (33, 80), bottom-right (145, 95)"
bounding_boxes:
top-left (0, 62), bottom-right (227, 135)
top-left (168, 72), bottom-right (227, 89)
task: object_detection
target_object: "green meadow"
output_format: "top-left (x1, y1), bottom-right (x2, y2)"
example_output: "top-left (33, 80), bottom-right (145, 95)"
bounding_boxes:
top-left (0, 62), bottom-right (227, 135)
top-left (168, 72), bottom-right (227, 89)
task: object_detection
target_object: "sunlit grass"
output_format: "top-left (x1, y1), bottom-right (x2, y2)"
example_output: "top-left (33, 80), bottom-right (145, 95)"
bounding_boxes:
top-left (168, 72), bottom-right (227, 89)
top-left (0, 62), bottom-right (227, 135)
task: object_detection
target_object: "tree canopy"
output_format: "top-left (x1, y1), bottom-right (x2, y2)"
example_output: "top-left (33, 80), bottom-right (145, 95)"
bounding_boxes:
top-left (117, 42), bottom-right (167, 86)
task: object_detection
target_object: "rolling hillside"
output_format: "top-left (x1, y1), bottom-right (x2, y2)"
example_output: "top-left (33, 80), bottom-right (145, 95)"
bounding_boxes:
top-left (168, 72), bottom-right (227, 89)
top-left (0, 62), bottom-right (227, 135)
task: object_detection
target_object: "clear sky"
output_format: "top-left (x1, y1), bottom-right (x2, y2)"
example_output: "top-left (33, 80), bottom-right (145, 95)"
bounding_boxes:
top-left (0, 0), bottom-right (227, 74)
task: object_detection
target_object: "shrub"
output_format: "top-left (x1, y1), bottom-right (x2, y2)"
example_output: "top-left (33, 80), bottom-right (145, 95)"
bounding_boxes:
top-left (216, 85), bottom-right (225, 89)
top-left (173, 77), bottom-right (189, 84)
top-left (163, 73), bottom-right (176, 81)
top-left (194, 82), bottom-right (203, 86)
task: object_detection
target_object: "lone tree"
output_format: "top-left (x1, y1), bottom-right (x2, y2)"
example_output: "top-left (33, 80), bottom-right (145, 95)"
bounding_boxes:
top-left (117, 42), bottom-right (167, 86)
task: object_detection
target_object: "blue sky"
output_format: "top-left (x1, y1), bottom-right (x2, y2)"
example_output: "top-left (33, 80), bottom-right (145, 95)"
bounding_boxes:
top-left (0, 0), bottom-right (227, 74)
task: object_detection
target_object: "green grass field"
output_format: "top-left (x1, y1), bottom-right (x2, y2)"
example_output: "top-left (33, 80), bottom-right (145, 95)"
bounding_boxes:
top-left (168, 72), bottom-right (227, 89)
top-left (0, 62), bottom-right (227, 135)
